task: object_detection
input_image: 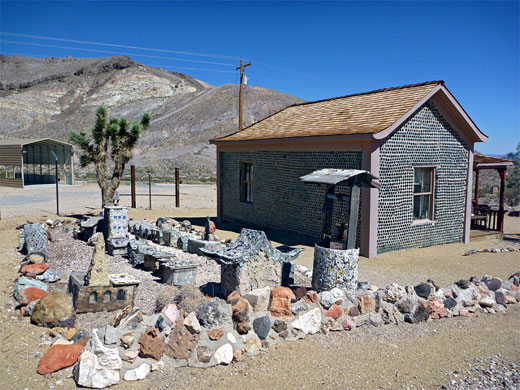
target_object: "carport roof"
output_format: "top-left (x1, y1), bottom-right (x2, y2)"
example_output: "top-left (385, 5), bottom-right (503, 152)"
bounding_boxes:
top-left (0, 138), bottom-right (73, 147)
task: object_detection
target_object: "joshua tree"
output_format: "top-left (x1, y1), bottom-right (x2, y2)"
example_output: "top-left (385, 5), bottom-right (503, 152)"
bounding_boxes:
top-left (69, 106), bottom-right (150, 207)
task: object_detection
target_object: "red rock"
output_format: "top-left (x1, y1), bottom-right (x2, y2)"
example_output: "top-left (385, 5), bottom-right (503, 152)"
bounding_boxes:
top-left (302, 291), bottom-right (318, 304)
top-left (269, 287), bottom-right (293, 322)
top-left (325, 305), bottom-right (342, 320)
top-left (358, 295), bottom-right (375, 314)
top-left (342, 319), bottom-right (356, 331)
top-left (459, 309), bottom-right (470, 317)
top-left (37, 344), bottom-right (84, 374)
top-left (271, 286), bottom-right (292, 300)
top-left (207, 328), bottom-right (224, 341)
top-left (427, 298), bottom-right (449, 319)
top-left (20, 263), bottom-right (49, 275)
top-left (227, 291), bottom-right (251, 334)
top-left (164, 310), bottom-right (199, 359)
top-left (269, 298), bottom-right (293, 322)
top-left (20, 305), bottom-right (26, 315)
top-left (138, 327), bottom-right (164, 361)
top-left (18, 287), bottom-right (47, 305)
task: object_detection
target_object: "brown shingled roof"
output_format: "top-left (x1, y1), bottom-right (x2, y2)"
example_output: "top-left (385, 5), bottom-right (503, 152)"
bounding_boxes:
top-left (212, 81), bottom-right (444, 142)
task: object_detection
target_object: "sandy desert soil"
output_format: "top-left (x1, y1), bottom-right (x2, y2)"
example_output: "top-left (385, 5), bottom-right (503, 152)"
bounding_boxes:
top-left (0, 183), bottom-right (518, 389)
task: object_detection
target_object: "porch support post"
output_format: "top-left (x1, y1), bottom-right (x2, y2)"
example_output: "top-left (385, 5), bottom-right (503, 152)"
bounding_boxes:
top-left (474, 168), bottom-right (480, 206)
top-left (498, 168), bottom-right (506, 232)
top-left (360, 140), bottom-right (380, 257)
top-left (463, 147), bottom-right (474, 244)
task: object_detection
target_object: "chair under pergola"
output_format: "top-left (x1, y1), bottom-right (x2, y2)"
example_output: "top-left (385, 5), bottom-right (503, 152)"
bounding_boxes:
top-left (472, 154), bottom-right (513, 235)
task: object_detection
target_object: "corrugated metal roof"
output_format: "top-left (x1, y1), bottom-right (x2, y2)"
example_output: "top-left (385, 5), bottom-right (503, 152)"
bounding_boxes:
top-left (300, 169), bottom-right (380, 188)
top-left (0, 138), bottom-right (73, 147)
top-left (212, 81), bottom-right (442, 142)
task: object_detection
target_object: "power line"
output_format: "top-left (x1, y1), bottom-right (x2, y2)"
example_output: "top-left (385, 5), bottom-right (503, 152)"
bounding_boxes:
top-left (0, 32), bottom-right (241, 60)
top-left (0, 50), bottom-right (236, 74)
top-left (0, 40), bottom-right (235, 66)
top-left (0, 31), bottom-right (322, 82)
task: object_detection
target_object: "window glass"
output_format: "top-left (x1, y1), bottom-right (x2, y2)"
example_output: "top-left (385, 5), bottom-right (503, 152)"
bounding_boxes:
top-left (240, 162), bottom-right (253, 203)
top-left (103, 291), bottom-right (112, 303)
top-left (414, 168), bottom-right (431, 193)
top-left (89, 292), bottom-right (98, 304)
top-left (413, 167), bottom-right (435, 221)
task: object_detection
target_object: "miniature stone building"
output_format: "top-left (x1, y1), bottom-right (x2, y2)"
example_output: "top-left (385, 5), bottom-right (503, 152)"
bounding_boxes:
top-left (201, 229), bottom-right (303, 298)
top-left (68, 233), bottom-right (139, 313)
top-left (104, 206), bottom-right (129, 255)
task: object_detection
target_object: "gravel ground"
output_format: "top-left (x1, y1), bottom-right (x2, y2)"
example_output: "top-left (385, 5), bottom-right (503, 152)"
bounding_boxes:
top-left (0, 185), bottom-right (519, 390)
top-left (45, 225), bottom-right (221, 329)
top-left (444, 355), bottom-right (520, 389)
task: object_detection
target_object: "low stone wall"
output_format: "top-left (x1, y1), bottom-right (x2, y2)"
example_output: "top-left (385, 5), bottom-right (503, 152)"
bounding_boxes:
top-left (26, 270), bottom-right (520, 387)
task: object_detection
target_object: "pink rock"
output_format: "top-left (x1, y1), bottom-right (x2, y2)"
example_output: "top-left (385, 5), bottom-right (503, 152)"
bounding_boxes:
top-left (161, 304), bottom-right (178, 324)
top-left (459, 309), bottom-right (470, 317)
top-left (122, 350), bottom-right (139, 363)
top-left (427, 298), bottom-right (448, 319)
top-left (342, 319), bottom-right (356, 331)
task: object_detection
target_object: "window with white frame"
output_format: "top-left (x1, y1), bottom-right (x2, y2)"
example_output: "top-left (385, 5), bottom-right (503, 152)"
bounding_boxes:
top-left (413, 167), bottom-right (435, 221)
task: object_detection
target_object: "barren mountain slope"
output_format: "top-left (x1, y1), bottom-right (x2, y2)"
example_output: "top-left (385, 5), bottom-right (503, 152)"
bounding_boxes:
top-left (0, 55), bottom-right (304, 177)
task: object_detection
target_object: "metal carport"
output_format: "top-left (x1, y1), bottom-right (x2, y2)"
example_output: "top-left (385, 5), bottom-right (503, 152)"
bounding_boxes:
top-left (0, 138), bottom-right (74, 188)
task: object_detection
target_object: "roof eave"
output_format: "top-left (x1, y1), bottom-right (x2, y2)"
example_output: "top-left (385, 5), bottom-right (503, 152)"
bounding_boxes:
top-left (210, 133), bottom-right (375, 146)
top-left (373, 84), bottom-right (488, 143)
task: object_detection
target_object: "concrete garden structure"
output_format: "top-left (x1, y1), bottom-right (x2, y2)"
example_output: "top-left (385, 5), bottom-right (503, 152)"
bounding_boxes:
top-left (211, 81), bottom-right (490, 258)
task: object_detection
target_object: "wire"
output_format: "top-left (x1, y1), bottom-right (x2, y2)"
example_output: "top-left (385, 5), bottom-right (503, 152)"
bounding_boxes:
top-left (0, 32), bottom-right (241, 60)
top-left (0, 40), bottom-right (235, 66)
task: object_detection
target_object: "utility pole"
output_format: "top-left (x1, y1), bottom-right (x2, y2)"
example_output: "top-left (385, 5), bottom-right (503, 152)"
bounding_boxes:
top-left (236, 59), bottom-right (251, 131)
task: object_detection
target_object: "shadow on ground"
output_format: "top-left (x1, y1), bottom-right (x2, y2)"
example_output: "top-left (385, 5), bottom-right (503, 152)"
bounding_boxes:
top-left (174, 216), bottom-right (317, 248)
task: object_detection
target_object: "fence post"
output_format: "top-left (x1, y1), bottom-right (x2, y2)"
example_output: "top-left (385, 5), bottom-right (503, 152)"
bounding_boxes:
top-left (148, 174), bottom-right (152, 210)
top-left (131, 165), bottom-right (136, 208)
top-left (175, 168), bottom-right (180, 208)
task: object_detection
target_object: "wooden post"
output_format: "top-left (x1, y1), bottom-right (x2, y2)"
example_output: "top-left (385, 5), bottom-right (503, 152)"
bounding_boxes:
top-left (498, 168), bottom-right (506, 232)
top-left (175, 168), bottom-right (180, 208)
top-left (148, 174), bottom-right (152, 210)
top-left (130, 165), bottom-right (136, 208)
top-left (347, 182), bottom-right (360, 250)
top-left (474, 169), bottom-right (480, 207)
top-left (236, 59), bottom-right (251, 131)
top-left (321, 185), bottom-right (335, 247)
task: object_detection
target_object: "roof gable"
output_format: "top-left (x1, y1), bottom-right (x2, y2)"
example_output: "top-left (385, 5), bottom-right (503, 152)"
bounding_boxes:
top-left (211, 81), bottom-right (487, 144)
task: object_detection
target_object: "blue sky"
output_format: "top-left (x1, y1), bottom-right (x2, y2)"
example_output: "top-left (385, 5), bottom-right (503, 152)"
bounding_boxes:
top-left (1, 1), bottom-right (518, 155)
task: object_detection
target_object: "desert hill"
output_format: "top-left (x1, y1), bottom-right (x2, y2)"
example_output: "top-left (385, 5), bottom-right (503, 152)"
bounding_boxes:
top-left (0, 55), bottom-right (304, 178)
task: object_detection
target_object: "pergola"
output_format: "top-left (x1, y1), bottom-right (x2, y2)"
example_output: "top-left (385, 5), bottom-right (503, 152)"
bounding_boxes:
top-left (472, 154), bottom-right (513, 232)
top-left (0, 138), bottom-right (75, 188)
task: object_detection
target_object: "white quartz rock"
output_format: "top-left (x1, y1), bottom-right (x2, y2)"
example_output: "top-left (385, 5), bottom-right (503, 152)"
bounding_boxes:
top-left (291, 308), bottom-right (322, 335)
top-left (124, 364), bottom-right (151, 381)
top-left (74, 329), bottom-right (122, 388)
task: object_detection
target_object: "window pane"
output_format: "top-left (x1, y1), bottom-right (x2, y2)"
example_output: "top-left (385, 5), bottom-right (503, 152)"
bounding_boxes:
top-left (414, 195), bottom-right (430, 220)
top-left (414, 168), bottom-right (431, 193)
